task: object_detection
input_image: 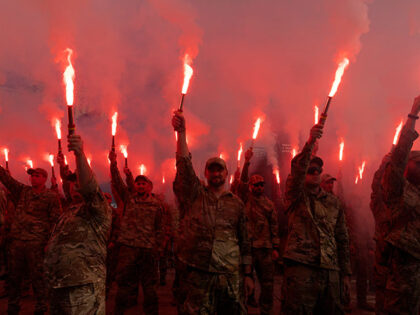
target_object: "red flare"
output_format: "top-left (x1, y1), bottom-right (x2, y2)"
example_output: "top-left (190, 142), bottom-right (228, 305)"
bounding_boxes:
top-left (26, 159), bottom-right (33, 169)
top-left (291, 148), bottom-right (297, 158)
top-left (339, 140), bottom-right (344, 161)
top-left (64, 155), bottom-right (68, 165)
top-left (162, 176), bottom-right (166, 184)
top-left (139, 164), bottom-right (146, 175)
top-left (274, 169), bottom-right (280, 184)
top-left (237, 143), bottom-right (243, 162)
top-left (229, 174), bottom-right (234, 184)
top-left (358, 161), bottom-right (366, 180)
top-left (314, 105), bottom-right (319, 124)
top-left (111, 112), bottom-right (118, 136)
top-left (119, 145), bottom-right (128, 158)
top-left (87, 157), bottom-right (92, 167)
top-left (4, 148), bottom-right (8, 162)
top-left (393, 120), bottom-right (403, 145)
top-left (182, 54), bottom-right (194, 94)
top-left (328, 58), bottom-right (350, 97)
top-left (252, 117), bottom-right (262, 140)
top-left (63, 48), bottom-right (75, 106)
top-left (48, 154), bottom-right (54, 167)
top-left (55, 119), bottom-right (62, 140)
top-left (355, 175), bottom-right (359, 184)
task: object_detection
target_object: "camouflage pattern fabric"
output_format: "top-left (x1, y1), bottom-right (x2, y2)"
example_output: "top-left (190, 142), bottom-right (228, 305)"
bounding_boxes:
top-left (114, 245), bottom-right (159, 315)
top-left (49, 281), bottom-right (105, 315)
top-left (280, 260), bottom-right (344, 315)
top-left (180, 267), bottom-right (246, 315)
top-left (173, 155), bottom-right (252, 273)
top-left (252, 248), bottom-right (274, 315)
top-left (7, 240), bottom-right (47, 315)
top-left (283, 141), bottom-right (351, 275)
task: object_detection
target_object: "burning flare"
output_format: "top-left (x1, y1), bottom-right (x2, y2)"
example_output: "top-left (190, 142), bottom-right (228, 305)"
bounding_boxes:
top-left (63, 48), bottom-right (75, 106)
top-left (237, 143), bottom-right (243, 162)
top-left (139, 164), bottom-right (146, 175)
top-left (252, 117), bottom-right (262, 140)
top-left (64, 155), bottom-right (68, 165)
top-left (358, 161), bottom-right (366, 180)
top-left (355, 175), bottom-right (359, 184)
top-left (27, 159), bottom-right (33, 169)
top-left (120, 145), bottom-right (128, 158)
top-left (393, 120), bottom-right (403, 145)
top-left (339, 140), bottom-right (344, 161)
top-left (274, 169), bottom-right (280, 185)
top-left (49, 154), bottom-right (54, 167)
top-left (291, 148), bottom-right (297, 158)
top-left (229, 175), bottom-right (234, 184)
top-left (87, 157), bottom-right (92, 167)
top-left (4, 148), bottom-right (8, 162)
top-left (219, 153), bottom-right (225, 160)
top-left (314, 105), bottom-right (319, 124)
top-left (182, 54), bottom-right (194, 94)
top-left (111, 112), bottom-right (118, 136)
top-left (55, 119), bottom-right (62, 140)
top-left (162, 176), bottom-right (166, 184)
top-left (328, 58), bottom-right (350, 97)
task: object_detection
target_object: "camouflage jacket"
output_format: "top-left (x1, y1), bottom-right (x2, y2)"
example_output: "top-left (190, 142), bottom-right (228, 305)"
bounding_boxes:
top-left (44, 174), bottom-right (111, 288)
top-left (382, 125), bottom-right (420, 259)
top-left (237, 181), bottom-right (280, 249)
top-left (0, 167), bottom-right (62, 243)
top-left (370, 154), bottom-right (392, 242)
top-left (173, 155), bottom-right (252, 274)
top-left (110, 162), bottom-right (164, 250)
top-left (284, 142), bottom-right (351, 274)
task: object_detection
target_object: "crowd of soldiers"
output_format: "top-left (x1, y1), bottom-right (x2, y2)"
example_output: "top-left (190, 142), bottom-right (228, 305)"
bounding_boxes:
top-left (0, 96), bottom-right (419, 315)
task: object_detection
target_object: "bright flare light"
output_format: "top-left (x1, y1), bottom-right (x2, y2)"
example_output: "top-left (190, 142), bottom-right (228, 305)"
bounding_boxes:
top-left (339, 140), bottom-right (344, 161)
top-left (274, 169), bottom-right (280, 184)
top-left (314, 105), bottom-right (319, 124)
top-left (49, 154), bottom-right (54, 167)
top-left (4, 148), bottom-right (8, 162)
top-left (328, 58), bottom-right (350, 97)
top-left (111, 112), bottom-right (118, 136)
top-left (355, 175), bottom-right (359, 184)
top-left (120, 145), bottom-right (128, 158)
top-left (87, 157), bottom-right (92, 166)
top-left (393, 120), bottom-right (403, 145)
top-left (162, 176), bottom-right (166, 184)
top-left (358, 161), bottom-right (366, 180)
top-left (139, 164), bottom-right (146, 175)
top-left (63, 48), bottom-right (75, 106)
top-left (237, 143), bottom-right (243, 162)
top-left (252, 117), bottom-right (262, 140)
top-left (27, 159), bottom-right (33, 169)
top-left (229, 175), bottom-right (234, 184)
top-left (182, 54), bottom-right (194, 94)
top-left (292, 148), bottom-right (297, 158)
top-left (55, 119), bottom-right (62, 140)
top-left (64, 155), bottom-right (68, 165)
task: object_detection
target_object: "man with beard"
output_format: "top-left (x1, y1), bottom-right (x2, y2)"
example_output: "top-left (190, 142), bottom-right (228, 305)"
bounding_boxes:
top-left (0, 163), bottom-right (61, 315)
top-left (381, 96), bottom-right (420, 314)
top-left (172, 111), bottom-right (253, 314)
top-left (280, 123), bottom-right (351, 315)
top-left (236, 148), bottom-right (280, 315)
top-left (109, 150), bottom-right (164, 315)
top-left (44, 134), bottom-right (111, 314)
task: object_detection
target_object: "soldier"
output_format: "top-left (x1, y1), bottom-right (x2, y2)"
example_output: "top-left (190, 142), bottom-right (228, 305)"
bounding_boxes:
top-left (0, 163), bottom-right (61, 315)
top-left (236, 148), bottom-right (280, 315)
top-left (370, 153), bottom-right (392, 314)
top-left (172, 111), bottom-right (253, 314)
top-left (109, 150), bottom-right (164, 315)
top-left (281, 123), bottom-right (351, 315)
top-left (381, 96), bottom-right (420, 314)
top-left (44, 134), bottom-right (111, 314)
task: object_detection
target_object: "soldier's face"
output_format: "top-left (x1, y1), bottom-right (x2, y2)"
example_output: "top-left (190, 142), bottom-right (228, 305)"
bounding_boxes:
top-left (305, 163), bottom-right (322, 187)
top-left (250, 182), bottom-right (265, 196)
top-left (321, 179), bottom-right (335, 193)
top-left (134, 180), bottom-right (152, 195)
top-left (30, 173), bottom-right (47, 187)
top-left (205, 164), bottom-right (227, 188)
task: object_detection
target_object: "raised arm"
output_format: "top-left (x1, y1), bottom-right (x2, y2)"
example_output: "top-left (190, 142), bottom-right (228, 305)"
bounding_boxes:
top-left (0, 166), bottom-right (24, 204)
top-left (237, 148), bottom-right (253, 203)
top-left (108, 150), bottom-right (129, 202)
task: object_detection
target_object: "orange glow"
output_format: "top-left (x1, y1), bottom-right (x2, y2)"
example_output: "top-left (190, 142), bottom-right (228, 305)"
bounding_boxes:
top-left (182, 54), bottom-right (194, 94)
top-left (274, 169), bottom-right (280, 184)
top-left (175, 131), bottom-right (178, 142)
top-left (64, 155), bottom-right (68, 165)
top-left (314, 105), bottom-right (319, 124)
top-left (119, 145), bottom-right (128, 158)
top-left (339, 140), bottom-right (344, 161)
top-left (27, 159), bottom-right (33, 169)
top-left (139, 164), bottom-right (146, 175)
top-left (229, 174), bottom-right (234, 184)
top-left (252, 117), bottom-right (262, 140)
top-left (237, 143), bottom-right (243, 162)
top-left (63, 48), bottom-right (75, 106)
top-left (358, 161), bottom-right (366, 179)
top-left (49, 154), bottom-right (54, 167)
top-left (111, 112), bottom-right (118, 136)
top-left (328, 57), bottom-right (350, 97)
top-left (55, 119), bottom-right (62, 140)
top-left (355, 175), bottom-right (359, 184)
top-left (3, 148), bottom-right (8, 162)
top-left (162, 176), bottom-right (166, 184)
top-left (393, 120), bottom-right (403, 145)
top-left (87, 157), bottom-right (92, 166)
top-left (292, 148), bottom-right (297, 158)
top-left (219, 153), bottom-right (226, 160)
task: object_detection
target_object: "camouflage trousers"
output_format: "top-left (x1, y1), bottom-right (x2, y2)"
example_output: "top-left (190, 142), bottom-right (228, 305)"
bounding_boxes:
top-left (7, 240), bottom-right (47, 315)
top-left (383, 246), bottom-right (420, 315)
top-left (106, 242), bottom-right (120, 297)
top-left (350, 248), bottom-right (368, 305)
top-left (114, 245), bottom-right (158, 315)
top-left (252, 248), bottom-right (274, 315)
top-left (280, 260), bottom-right (344, 315)
top-left (374, 239), bottom-right (391, 314)
top-left (172, 258), bottom-right (188, 314)
top-left (180, 266), bottom-right (246, 315)
top-left (49, 282), bottom-right (105, 315)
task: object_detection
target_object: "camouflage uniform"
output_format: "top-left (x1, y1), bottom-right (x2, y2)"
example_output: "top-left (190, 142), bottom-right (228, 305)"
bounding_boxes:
top-left (382, 124), bottom-right (420, 315)
top-left (281, 142), bottom-right (351, 315)
top-left (158, 197), bottom-right (174, 285)
top-left (237, 169), bottom-right (280, 315)
top-left (370, 154), bottom-right (392, 314)
top-left (110, 162), bottom-right (164, 315)
top-left (44, 174), bottom-right (111, 315)
top-left (0, 167), bottom-right (62, 315)
top-left (173, 155), bottom-right (252, 315)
